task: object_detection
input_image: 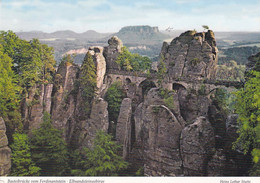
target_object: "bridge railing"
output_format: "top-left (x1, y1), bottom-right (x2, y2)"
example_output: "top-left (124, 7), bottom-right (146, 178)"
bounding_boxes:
top-left (106, 69), bottom-right (157, 78)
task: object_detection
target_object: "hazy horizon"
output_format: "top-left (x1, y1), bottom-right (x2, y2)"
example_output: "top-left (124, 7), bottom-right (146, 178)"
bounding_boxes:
top-left (1, 0), bottom-right (260, 33)
top-left (13, 27), bottom-right (260, 34)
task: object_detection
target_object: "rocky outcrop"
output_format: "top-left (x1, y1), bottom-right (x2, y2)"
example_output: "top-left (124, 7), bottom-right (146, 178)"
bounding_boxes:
top-left (11, 32), bottom-right (249, 176)
top-left (88, 46), bottom-right (106, 95)
top-left (207, 149), bottom-right (226, 176)
top-left (77, 98), bottom-right (109, 148)
top-left (51, 59), bottom-right (109, 148)
top-left (133, 88), bottom-right (183, 176)
top-left (160, 30), bottom-right (218, 80)
top-left (0, 117), bottom-right (11, 176)
top-left (103, 36), bottom-right (123, 70)
top-left (180, 116), bottom-right (215, 176)
top-left (51, 62), bottom-right (80, 142)
top-left (174, 84), bottom-right (210, 124)
top-left (116, 98), bottom-right (132, 160)
top-left (22, 83), bottom-right (53, 132)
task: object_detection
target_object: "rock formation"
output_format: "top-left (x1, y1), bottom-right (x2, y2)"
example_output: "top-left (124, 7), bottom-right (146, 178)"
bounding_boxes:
top-left (103, 36), bottom-right (122, 70)
top-left (22, 83), bottom-right (53, 131)
top-left (116, 98), bottom-right (132, 160)
top-left (77, 98), bottom-right (109, 148)
top-left (0, 117), bottom-right (11, 176)
top-left (88, 46), bottom-right (106, 95)
top-left (133, 88), bottom-right (183, 176)
top-left (8, 30), bottom-right (249, 176)
top-left (180, 116), bottom-right (215, 176)
top-left (160, 30), bottom-right (218, 80)
top-left (51, 62), bottom-right (80, 142)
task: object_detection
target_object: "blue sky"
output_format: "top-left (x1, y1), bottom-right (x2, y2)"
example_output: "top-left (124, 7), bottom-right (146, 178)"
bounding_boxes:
top-left (0, 0), bottom-right (260, 32)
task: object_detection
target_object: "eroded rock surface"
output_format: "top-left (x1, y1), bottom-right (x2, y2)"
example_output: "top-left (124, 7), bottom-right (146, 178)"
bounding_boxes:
top-left (160, 30), bottom-right (218, 80)
top-left (0, 117), bottom-right (11, 176)
top-left (207, 149), bottom-right (226, 176)
top-left (77, 98), bottom-right (109, 148)
top-left (22, 83), bottom-right (53, 132)
top-left (103, 36), bottom-right (123, 70)
top-left (133, 88), bottom-right (183, 176)
top-left (88, 46), bottom-right (106, 95)
top-left (116, 98), bottom-right (132, 160)
top-left (180, 116), bottom-right (215, 176)
top-left (51, 62), bottom-right (80, 142)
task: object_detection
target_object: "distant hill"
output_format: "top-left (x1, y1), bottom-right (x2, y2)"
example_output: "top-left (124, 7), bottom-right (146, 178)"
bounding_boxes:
top-left (113, 25), bottom-right (171, 45)
top-left (16, 30), bottom-right (112, 41)
top-left (15, 27), bottom-right (260, 64)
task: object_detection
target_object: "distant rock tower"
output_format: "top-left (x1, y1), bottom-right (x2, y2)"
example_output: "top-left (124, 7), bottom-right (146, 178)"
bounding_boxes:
top-left (160, 30), bottom-right (218, 80)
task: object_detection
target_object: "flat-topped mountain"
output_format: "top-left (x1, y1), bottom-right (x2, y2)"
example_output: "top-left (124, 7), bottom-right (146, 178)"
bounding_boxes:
top-left (114, 25), bottom-right (170, 44)
top-left (15, 26), bottom-right (260, 65)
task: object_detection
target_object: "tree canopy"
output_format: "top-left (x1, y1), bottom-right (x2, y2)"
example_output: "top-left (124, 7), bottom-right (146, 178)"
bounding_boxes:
top-left (30, 112), bottom-right (70, 176)
top-left (234, 61), bottom-right (260, 175)
top-left (0, 31), bottom-right (56, 141)
top-left (10, 133), bottom-right (40, 176)
top-left (71, 131), bottom-right (128, 176)
top-left (80, 52), bottom-right (97, 115)
top-left (0, 45), bottom-right (22, 141)
top-left (116, 46), bottom-right (152, 72)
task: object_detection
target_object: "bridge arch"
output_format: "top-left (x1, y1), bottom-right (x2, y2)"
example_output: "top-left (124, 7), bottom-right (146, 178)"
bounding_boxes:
top-left (139, 79), bottom-right (157, 96)
top-left (125, 77), bottom-right (132, 84)
top-left (172, 82), bottom-right (187, 90)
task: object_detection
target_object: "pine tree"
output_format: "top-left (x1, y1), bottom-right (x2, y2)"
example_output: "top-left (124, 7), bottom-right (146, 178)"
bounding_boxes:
top-left (71, 131), bottom-right (128, 176)
top-left (10, 133), bottom-right (40, 176)
top-left (80, 52), bottom-right (97, 115)
top-left (30, 112), bottom-right (70, 176)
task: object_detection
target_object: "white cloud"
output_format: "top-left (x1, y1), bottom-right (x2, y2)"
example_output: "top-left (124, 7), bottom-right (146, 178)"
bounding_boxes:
top-left (0, 0), bottom-right (259, 32)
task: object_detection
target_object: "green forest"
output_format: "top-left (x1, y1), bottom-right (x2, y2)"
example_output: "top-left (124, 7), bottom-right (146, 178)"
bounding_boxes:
top-left (0, 30), bottom-right (259, 176)
top-left (0, 31), bottom-right (128, 176)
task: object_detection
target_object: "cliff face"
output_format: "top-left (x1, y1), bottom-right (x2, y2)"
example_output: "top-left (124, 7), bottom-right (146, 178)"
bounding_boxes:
top-left (133, 88), bottom-right (183, 176)
top-left (50, 50), bottom-right (109, 147)
top-left (160, 30), bottom-right (218, 80)
top-left (22, 83), bottom-right (53, 131)
top-left (131, 88), bottom-right (215, 176)
top-left (51, 62), bottom-right (80, 143)
top-left (0, 117), bottom-right (11, 176)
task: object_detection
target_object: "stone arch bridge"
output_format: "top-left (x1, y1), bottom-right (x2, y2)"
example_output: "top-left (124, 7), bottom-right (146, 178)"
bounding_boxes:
top-left (106, 70), bottom-right (244, 94)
